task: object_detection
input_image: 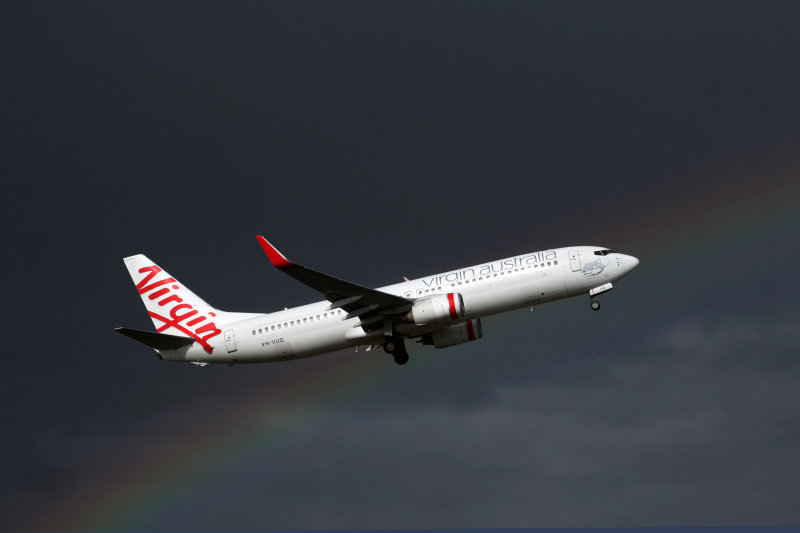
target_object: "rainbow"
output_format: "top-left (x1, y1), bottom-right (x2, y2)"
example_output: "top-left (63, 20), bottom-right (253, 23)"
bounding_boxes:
top-left (45, 152), bottom-right (800, 530)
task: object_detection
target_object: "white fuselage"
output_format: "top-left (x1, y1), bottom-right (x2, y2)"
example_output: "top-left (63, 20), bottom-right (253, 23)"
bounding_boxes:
top-left (160, 246), bottom-right (638, 364)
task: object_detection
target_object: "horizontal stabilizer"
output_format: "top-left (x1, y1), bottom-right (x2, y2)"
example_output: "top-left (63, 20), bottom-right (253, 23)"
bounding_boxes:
top-left (115, 327), bottom-right (196, 350)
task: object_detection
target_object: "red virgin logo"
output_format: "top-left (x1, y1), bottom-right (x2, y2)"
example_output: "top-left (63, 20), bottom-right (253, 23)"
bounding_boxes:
top-left (136, 266), bottom-right (221, 354)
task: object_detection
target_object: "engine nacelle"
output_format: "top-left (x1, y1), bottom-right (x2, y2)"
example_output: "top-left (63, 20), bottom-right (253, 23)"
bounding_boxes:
top-left (422, 319), bottom-right (483, 348)
top-left (403, 293), bottom-right (465, 325)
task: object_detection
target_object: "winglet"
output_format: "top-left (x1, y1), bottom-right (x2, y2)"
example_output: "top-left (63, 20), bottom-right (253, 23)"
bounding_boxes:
top-left (257, 236), bottom-right (294, 270)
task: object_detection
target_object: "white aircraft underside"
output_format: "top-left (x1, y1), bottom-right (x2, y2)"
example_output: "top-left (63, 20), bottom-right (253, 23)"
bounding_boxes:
top-left (117, 237), bottom-right (639, 366)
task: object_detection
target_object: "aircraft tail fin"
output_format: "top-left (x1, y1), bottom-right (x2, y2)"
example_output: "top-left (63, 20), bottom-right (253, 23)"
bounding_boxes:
top-left (123, 254), bottom-right (222, 331)
top-left (122, 255), bottom-right (258, 354)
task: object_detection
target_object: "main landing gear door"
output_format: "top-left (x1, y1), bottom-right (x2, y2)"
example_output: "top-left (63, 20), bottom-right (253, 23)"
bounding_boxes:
top-left (568, 250), bottom-right (581, 272)
top-left (224, 329), bottom-right (237, 353)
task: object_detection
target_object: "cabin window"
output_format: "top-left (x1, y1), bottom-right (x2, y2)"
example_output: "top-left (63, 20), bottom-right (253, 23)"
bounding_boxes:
top-left (303, 318), bottom-right (307, 323)
top-left (554, 260), bottom-right (558, 265)
top-left (547, 261), bottom-right (552, 266)
top-left (258, 328), bottom-right (262, 334)
top-left (252, 330), bottom-right (256, 335)
top-left (290, 321), bottom-right (294, 326)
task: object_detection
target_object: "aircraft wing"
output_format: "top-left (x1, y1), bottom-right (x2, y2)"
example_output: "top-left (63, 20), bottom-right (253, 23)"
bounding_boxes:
top-left (257, 236), bottom-right (412, 330)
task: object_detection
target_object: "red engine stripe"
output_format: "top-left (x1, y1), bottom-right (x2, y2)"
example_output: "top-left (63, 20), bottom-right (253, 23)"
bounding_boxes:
top-left (466, 319), bottom-right (476, 341)
top-left (447, 293), bottom-right (458, 320)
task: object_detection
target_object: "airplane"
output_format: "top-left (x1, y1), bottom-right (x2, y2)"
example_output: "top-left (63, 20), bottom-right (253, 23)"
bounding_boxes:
top-left (116, 237), bottom-right (639, 366)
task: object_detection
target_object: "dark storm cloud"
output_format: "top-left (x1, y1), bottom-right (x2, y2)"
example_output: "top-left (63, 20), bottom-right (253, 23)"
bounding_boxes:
top-left (2, 0), bottom-right (800, 530)
top-left (132, 314), bottom-right (800, 529)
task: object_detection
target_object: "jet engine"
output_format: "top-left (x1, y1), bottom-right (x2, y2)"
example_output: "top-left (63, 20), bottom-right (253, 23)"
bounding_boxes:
top-left (403, 293), bottom-right (465, 325)
top-left (422, 319), bottom-right (483, 348)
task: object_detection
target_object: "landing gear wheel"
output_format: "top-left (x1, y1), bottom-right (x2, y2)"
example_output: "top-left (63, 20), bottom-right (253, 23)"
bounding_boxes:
top-left (591, 300), bottom-right (600, 311)
top-left (384, 337), bottom-right (409, 365)
top-left (393, 351), bottom-right (409, 365)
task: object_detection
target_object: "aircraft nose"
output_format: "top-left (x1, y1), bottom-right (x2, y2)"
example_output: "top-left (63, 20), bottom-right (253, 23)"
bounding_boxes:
top-left (623, 254), bottom-right (640, 273)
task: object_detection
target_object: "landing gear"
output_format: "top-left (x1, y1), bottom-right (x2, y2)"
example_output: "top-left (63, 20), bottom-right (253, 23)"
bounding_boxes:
top-left (383, 337), bottom-right (409, 365)
top-left (588, 283), bottom-right (612, 311)
top-left (393, 351), bottom-right (409, 365)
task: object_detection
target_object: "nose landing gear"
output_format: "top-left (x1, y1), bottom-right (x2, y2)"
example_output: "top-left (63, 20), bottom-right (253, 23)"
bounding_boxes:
top-left (588, 282), bottom-right (613, 311)
top-left (383, 337), bottom-right (409, 365)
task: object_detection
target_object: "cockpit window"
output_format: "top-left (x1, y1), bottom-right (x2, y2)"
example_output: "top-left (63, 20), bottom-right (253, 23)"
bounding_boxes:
top-left (594, 249), bottom-right (613, 256)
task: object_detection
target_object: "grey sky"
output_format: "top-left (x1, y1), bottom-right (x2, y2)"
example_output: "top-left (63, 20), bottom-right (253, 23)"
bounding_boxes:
top-left (2, 1), bottom-right (800, 530)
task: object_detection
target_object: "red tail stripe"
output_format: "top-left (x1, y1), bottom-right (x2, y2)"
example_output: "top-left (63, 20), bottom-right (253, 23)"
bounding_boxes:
top-left (138, 277), bottom-right (176, 295)
top-left (148, 311), bottom-right (215, 354)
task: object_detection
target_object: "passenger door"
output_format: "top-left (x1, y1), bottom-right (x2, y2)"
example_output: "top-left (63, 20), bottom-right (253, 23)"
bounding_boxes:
top-left (568, 250), bottom-right (581, 272)
top-left (224, 329), bottom-right (237, 353)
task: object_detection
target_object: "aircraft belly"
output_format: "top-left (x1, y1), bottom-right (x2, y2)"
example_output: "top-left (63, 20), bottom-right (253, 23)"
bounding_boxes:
top-left (289, 326), bottom-right (351, 358)
top-left (537, 274), bottom-right (568, 301)
top-left (180, 324), bottom-right (352, 363)
top-left (465, 279), bottom-right (540, 316)
top-left (241, 335), bottom-right (294, 362)
top-left (188, 328), bottom-right (296, 363)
